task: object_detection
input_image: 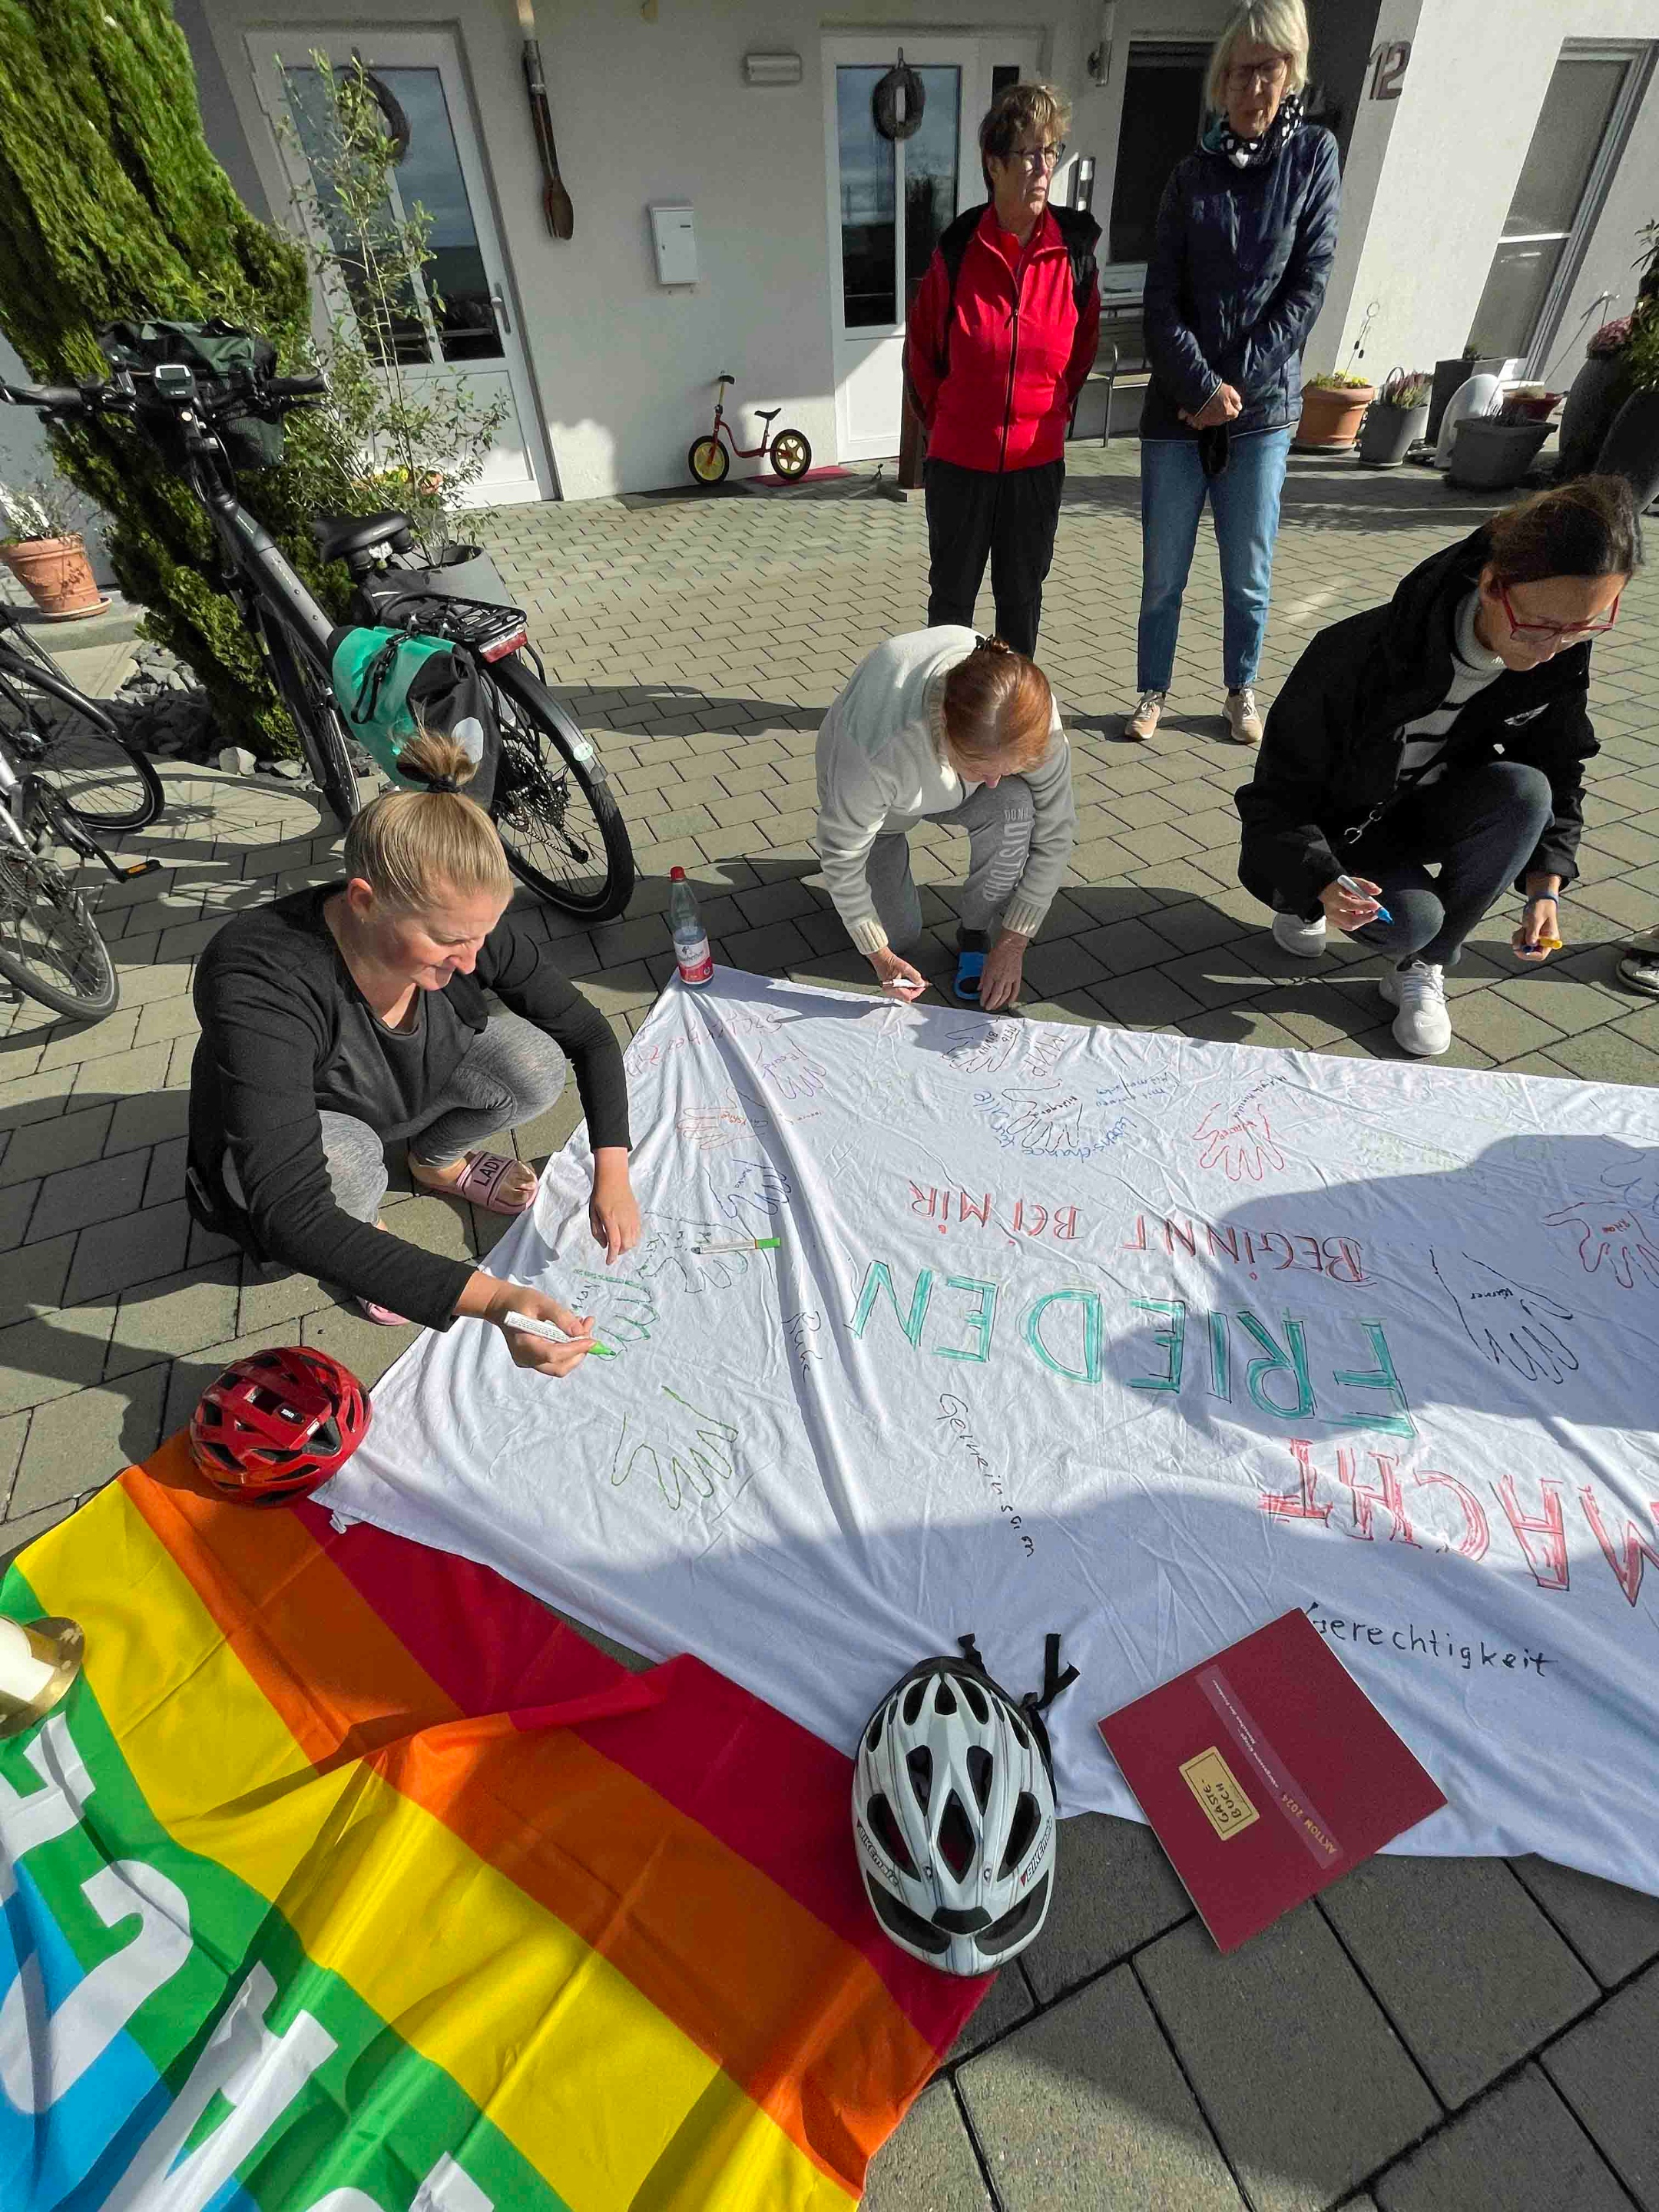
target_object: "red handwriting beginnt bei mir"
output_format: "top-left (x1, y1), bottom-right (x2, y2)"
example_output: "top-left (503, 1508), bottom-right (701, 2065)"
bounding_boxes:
top-left (911, 1184), bottom-right (1080, 1239)
top-left (1123, 1213), bottom-right (1366, 1283)
top-left (1263, 1439), bottom-right (1659, 1608)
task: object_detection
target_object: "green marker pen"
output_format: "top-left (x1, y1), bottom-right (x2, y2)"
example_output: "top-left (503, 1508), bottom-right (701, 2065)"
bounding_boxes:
top-left (690, 1236), bottom-right (781, 1254)
top-left (504, 1310), bottom-right (616, 1356)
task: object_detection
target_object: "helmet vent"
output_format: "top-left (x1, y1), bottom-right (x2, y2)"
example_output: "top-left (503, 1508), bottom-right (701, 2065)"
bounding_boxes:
top-left (902, 1680), bottom-right (927, 1727)
top-left (865, 1707), bottom-right (885, 1755)
top-left (1006, 1707), bottom-right (1030, 1751)
top-left (981, 1872), bottom-right (1049, 1956)
top-left (906, 1746), bottom-right (933, 1810)
top-left (866, 1879), bottom-right (951, 1955)
top-left (962, 1678), bottom-right (990, 1724)
top-left (934, 1677), bottom-right (957, 1716)
top-left (869, 1793), bottom-right (917, 1877)
top-left (938, 1791), bottom-right (975, 1880)
top-left (966, 1743), bottom-right (994, 1810)
top-left (998, 1790), bottom-right (1041, 1880)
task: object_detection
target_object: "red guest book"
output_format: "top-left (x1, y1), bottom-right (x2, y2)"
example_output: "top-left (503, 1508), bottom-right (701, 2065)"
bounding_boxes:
top-left (1097, 1608), bottom-right (1447, 1952)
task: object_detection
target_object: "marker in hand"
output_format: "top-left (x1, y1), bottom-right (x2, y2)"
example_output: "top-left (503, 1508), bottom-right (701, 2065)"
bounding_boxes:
top-left (1336, 874), bottom-right (1392, 926)
top-left (504, 1309), bottom-right (615, 1356)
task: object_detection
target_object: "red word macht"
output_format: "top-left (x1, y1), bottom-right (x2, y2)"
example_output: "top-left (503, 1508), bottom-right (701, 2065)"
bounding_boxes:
top-left (1124, 1213), bottom-right (1367, 1284)
top-left (910, 1184), bottom-right (1079, 1240)
top-left (1263, 1439), bottom-right (1659, 1608)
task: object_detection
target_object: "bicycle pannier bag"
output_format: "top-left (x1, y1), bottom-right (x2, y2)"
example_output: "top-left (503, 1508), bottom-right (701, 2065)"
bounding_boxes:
top-left (98, 320), bottom-right (286, 468)
top-left (328, 625), bottom-right (499, 806)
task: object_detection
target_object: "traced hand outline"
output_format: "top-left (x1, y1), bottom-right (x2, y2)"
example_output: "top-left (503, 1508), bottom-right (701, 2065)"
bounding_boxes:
top-left (566, 1269), bottom-right (658, 1350)
top-left (759, 1045), bottom-right (826, 1101)
top-left (633, 1223), bottom-right (751, 1294)
top-left (719, 1159), bottom-right (793, 1225)
top-left (1194, 1104), bottom-right (1286, 1184)
top-left (945, 1019), bottom-right (1023, 1078)
top-left (983, 1088), bottom-right (1088, 1157)
top-left (677, 1090), bottom-right (753, 1151)
top-left (1542, 1204), bottom-right (1659, 1292)
top-left (1429, 1248), bottom-right (1578, 1386)
top-left (609, 1386), bottom-right (741, 1513)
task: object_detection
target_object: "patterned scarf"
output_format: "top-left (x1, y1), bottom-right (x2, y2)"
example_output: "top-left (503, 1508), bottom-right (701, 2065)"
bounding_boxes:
top-left (1203, 88), bottom-right (1305, 170)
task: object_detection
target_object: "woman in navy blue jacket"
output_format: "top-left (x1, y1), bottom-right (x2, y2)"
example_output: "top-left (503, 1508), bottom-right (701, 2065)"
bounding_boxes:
top-left (1126, 0), bottom-right (1340, 749)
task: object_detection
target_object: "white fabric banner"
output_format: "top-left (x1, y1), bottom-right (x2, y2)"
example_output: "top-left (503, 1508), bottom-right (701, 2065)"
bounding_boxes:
top-left (326, 969), bottom-right (1659, 1892)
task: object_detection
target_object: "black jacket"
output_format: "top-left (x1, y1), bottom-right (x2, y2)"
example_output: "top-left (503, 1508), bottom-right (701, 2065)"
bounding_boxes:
top-left (187, 886), bottom-right (630, 1329)
top-left (1141, 123), bottom-right (1341, 441)
top-left (1236, 528), bottom-right (1598, 913)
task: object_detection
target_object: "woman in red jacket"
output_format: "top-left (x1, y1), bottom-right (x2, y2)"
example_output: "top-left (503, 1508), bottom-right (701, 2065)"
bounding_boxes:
top-left (904, 82), bottom-right (1100, 657)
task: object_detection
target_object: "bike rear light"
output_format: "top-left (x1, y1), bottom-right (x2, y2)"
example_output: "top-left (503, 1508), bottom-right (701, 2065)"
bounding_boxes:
top-left (479, 626), bottom-right (528, 662)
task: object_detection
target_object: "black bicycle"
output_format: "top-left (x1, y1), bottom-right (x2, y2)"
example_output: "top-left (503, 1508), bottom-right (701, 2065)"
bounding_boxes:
top-left (0, 600), bottom-right (164, 834)
top-left (2, 363), bottom-right (634, 919)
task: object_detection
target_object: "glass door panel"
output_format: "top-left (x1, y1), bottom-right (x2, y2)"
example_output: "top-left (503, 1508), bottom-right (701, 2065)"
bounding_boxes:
top-left (837, 68), bottom-right (897, 329)
top-left (904, 68), bottom-right (962, 287)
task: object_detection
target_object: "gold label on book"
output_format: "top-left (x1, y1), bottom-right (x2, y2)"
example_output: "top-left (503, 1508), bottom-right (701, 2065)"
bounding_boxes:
top-left (1179, 1747), bottom-right (1260, 1839)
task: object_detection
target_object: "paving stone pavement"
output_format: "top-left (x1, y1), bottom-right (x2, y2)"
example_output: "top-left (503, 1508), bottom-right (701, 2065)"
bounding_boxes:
top-left (2, 443), bottom-right (1657, 2208)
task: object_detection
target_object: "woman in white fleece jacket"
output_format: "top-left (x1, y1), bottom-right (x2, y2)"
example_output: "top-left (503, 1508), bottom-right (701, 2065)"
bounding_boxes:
top-left (815, 629), bottom-right (1076, 1009)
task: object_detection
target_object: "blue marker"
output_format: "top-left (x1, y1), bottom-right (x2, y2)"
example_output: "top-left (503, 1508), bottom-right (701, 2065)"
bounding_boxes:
top-left (1336, 874), bottom-right (1392, 925)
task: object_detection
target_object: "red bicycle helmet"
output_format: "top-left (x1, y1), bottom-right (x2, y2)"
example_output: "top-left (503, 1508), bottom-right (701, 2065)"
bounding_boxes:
top-left (189, 1347), bottom-right (369, 1505)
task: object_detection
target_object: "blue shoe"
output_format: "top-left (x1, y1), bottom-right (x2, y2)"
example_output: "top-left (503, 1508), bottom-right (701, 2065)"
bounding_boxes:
top-left (953, 949), bottom-right (986, 1004)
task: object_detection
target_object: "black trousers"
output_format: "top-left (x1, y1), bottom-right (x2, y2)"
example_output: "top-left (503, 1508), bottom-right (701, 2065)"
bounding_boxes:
top-left (923, 456), bottom-right (1065, 657)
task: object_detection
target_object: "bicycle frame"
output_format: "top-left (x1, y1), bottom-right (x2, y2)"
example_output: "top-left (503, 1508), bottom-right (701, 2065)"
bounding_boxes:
top-left (706, 385), bottom-right (774, 463)
top-left (0, 731), bottom-right (156, 885)
top-left (174, 425), bottom-right (336, 677)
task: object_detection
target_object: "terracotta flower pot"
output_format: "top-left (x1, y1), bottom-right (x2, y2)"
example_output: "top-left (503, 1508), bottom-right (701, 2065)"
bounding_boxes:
top-left (1295, 383), bottom-right (1375, 451)
top-left (0, 533), bottom-right (104, 619)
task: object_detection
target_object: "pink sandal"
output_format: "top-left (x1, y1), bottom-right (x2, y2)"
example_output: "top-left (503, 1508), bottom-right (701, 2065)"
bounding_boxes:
top-left (417, 1150), bottom-right (536, 1216)
top-left (358, 1297), bottom-right (412, 1327)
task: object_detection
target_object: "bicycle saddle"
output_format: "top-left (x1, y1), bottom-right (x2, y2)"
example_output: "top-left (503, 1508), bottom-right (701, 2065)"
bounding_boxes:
top-left (754, 406), bottom-right (781, 422)
top-left (311, 510), bottom-right (412, 563)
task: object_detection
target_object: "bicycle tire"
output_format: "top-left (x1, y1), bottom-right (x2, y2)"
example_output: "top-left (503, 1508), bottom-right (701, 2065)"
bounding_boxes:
top-left (485, 657), bottom-right (635, 919)
top-left (0, 661), bottom-right (163, 832)
top-left (0, 838), bottom-right (118, 1018)
top-left (263, 614), bottom-right (360, 830)
top-left (687, 435), bottom-right (730, 485)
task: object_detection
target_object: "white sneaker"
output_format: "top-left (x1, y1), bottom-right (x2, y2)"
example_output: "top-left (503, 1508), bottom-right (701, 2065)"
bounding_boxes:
top-left (1225, 687), bottom-right (1263, 745)
top-left (1124, 690), bottom-right (1164, 741)
top-left (1379, 961), bottom-right (1451, 1056)
top-left (1273, 909), bottom-right (1327, 959)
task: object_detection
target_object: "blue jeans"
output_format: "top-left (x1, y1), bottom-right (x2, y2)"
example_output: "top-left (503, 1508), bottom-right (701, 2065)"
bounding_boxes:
top-left (1136, 427), bottom-right (1292, 692)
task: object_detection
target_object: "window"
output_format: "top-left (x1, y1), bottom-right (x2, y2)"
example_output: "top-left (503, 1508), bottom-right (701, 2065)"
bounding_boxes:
top-left (1108, 43), bottom-right (1207, 267)
top-left (835, 64), bottom-right (962, 329)
top-left (1465, 47), bottom-right (1643, 361)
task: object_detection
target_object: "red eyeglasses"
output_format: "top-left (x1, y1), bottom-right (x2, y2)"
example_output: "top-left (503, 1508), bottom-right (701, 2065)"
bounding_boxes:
top-left (1498, 583), bottom-right (1621, 643)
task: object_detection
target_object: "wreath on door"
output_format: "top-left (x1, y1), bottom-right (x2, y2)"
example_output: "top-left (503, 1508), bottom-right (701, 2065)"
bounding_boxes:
top-left (872, 51), bottom-right (925, 141)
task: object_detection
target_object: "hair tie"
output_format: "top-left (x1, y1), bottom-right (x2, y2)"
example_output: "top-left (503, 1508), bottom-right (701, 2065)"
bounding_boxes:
top-left (428, 775), bottom-right (459, 793)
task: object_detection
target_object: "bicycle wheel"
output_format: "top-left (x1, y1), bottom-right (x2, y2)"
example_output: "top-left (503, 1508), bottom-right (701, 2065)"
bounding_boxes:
top-left (0, 662), bottom-right (163, 832)
top-left (0, 834), bottom-right (118, 1018)
top-left (770, 429), bottom-right (812, 481)
top-left (687, 435), bottom-right (730, 485)
top-left (485, 658), bottom-right (635, 919)
top-left (263, 616), bottom-right (360, 830)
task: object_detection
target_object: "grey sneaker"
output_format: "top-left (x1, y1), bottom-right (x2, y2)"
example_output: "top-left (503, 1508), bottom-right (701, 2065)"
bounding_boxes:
top-left (1273, 909), bottom-right (1327, 959)
top-left (1617, 931), bottom-right (1659, 998)
top-left (1379, 960), bottom-right (1451, 1056)
top-left (1225, 686), bottom-right (1263, 745)
top-left (1124, 689), bottom-right (1165, 741)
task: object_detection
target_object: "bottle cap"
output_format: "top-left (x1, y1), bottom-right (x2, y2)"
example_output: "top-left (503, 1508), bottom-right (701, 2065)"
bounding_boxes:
top-left (671, 866), bottom-right (686, 880)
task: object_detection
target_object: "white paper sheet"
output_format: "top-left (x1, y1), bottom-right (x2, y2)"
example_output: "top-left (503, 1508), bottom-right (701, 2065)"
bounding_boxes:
top-left (325, 969), bottom-right (1659, 1891)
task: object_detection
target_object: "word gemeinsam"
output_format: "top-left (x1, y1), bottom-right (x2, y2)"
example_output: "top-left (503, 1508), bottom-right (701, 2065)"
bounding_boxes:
top-left (849, 1261), bottom-right (1412, 1438)
top-left (1124, 1213), bottom-right (1368, 1284)
top-left (910, 1183), bottom-right (1081, 1239)
top-left (1267, 1439), bottom-right (1659, 1608)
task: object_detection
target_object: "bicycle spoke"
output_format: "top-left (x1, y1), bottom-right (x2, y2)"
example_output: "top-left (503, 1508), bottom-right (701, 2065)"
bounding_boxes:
top-left (0, 847), bottom-right (112, 1005)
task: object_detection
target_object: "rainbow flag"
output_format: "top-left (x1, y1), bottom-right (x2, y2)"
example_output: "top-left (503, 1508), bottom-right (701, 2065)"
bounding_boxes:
top-left (0, 1438), bottom-right (984, 2209)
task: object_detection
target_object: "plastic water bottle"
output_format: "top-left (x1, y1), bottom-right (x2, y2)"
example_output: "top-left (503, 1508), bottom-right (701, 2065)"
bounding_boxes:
top-left (669, 866), bottom-right (714, 987)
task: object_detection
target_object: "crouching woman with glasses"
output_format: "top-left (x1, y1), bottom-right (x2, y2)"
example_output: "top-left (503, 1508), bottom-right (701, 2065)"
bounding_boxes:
top-left (1237, 475), bottom-right (1640, 1058)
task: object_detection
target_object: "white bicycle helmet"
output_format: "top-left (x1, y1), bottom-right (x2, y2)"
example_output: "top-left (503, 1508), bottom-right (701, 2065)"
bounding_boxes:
top-left (853, 1632), bottom-right (1078, 1977)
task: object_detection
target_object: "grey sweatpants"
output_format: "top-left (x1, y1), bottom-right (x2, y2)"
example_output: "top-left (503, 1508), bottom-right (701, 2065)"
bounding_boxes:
top-left (866, 777), bottom-right (1036, 950)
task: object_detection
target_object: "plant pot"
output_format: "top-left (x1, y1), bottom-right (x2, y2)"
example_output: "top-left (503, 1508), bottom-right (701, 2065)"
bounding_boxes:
top-left (0, 532), bottom-right (104, 618)
top-left (1596, 388), bottom-right (1659, 512)
top-left (1294, 383), bottom-right (1375, 450)
top-left (1555, 353), bottom-right (1628, 478)
top-left (1446, 418), bottom-right (1551, 490)
top-left (1358, 401), bottom-right (1429, 467)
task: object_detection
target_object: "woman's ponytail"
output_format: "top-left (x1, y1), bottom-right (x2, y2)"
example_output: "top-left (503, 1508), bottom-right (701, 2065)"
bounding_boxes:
top-left (342, 727), bottom-right (512, 909)
top-left (1486, 474), bottom-right (1642, 588)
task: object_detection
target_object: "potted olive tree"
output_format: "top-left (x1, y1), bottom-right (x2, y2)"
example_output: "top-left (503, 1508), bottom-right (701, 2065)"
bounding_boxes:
top-left (1295, 370), bottom-right (1376, 451)
top-left (1358, 369), bottom-right (1432, 468)
top-left (0, 475), bottom-right (104, 618)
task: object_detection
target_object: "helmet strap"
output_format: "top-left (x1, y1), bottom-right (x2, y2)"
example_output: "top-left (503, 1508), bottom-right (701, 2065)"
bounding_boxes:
top-left (1024, 1631), bottom-right (1080, 1718)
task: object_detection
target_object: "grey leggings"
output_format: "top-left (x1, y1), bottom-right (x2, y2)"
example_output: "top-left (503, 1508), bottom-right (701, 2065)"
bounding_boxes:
top-left (866, 777), bottom-right (1036, 950)
top-left (226, 1008), bottom-right (568, 1228)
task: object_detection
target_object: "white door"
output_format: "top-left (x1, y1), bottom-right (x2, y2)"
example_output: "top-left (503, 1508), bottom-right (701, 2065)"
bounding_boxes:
top-left (249, 29), bottom-right (554, 507)
top-left (823, 35), bottom-right (1044, 462)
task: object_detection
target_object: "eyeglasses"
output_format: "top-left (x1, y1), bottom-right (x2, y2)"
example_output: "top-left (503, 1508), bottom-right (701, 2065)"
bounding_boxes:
top-left (1006, 141), bottom-right (1066, 170)
top-left (1498, 583), bottom-right (1621, 642)
top-left (1227, 59), bottom-right (1289, 88)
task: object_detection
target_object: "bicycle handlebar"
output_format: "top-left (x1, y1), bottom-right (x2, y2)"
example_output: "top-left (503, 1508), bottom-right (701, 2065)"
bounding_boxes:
top-left (1, 366), bottom-right (328, 419)
top-left (267, 375), bottom-right (327, 401)
top-left (1, 379), bottom-right (89, 414)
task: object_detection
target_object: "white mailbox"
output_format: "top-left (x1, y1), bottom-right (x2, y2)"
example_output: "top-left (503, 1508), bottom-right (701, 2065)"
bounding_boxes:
top-left (649, 203), bottom-right (697, 286)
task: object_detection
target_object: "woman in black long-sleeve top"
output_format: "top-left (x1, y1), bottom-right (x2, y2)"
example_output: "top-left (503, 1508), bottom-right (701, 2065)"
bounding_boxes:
top-left (187, 733), bottom-right (635, 1373)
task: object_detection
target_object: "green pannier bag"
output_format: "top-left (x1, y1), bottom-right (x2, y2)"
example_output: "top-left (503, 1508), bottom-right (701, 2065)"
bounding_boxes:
top-left (98, 319), bottom-right (286, 468)
top-left (328, 624), bottom-right (495, 800)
